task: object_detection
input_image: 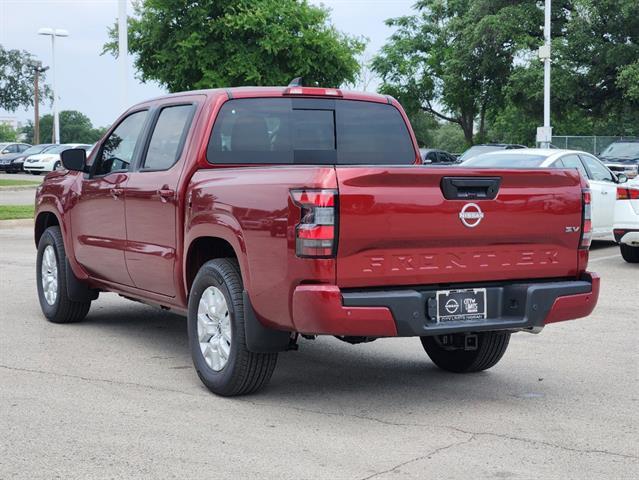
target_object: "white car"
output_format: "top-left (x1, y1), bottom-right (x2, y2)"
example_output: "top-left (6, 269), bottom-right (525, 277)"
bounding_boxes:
top-left (614, 177), bottom-right (639, 263)
top-left (23, 143), bottom-right (91, 174)
top-left (461, 148), bottom-right (626, 240)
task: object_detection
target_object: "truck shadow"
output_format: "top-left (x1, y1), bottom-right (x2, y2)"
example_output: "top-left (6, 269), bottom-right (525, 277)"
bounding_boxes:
top-left (81, 299), bottom-right (537, 404)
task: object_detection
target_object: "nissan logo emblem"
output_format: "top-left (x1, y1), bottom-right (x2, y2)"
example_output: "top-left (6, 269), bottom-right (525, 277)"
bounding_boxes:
top-left (459, 203), bottom-right (484, 228)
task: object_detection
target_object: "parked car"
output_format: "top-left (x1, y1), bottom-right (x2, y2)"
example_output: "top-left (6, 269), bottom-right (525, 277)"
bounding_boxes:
top-left (458, 143), bottom-right (526, 162)
top-left (598, 139), bottom-right (639, 179)
top-left (0, 144), bottom-right (55, 173)
top-left (461, 148), bottom-right (626, 240)
top-left (35, 85), bottom-right (599, 397)
top-left (614, 177), bottom-right (639, 263)
top-left (420, 148), bottom-right (459, 165)
top-left (23, 143), bottom-right (91, 174)
top-left (0, 142), bottom-right (32, 156)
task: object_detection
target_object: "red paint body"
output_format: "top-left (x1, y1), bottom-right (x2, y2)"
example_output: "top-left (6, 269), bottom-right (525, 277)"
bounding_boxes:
top-left (35, 87), bottom-right (598, 334)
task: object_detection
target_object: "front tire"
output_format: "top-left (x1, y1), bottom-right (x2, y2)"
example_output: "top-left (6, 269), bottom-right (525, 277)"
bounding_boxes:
top-left (36, 226), bottom-right (92, 323)
top-left (620, 244), bottom-right (639, 263)
top-left (187, 258), bottom-right (278, 396)
top-left (421, 331), bottom-right (510, 373)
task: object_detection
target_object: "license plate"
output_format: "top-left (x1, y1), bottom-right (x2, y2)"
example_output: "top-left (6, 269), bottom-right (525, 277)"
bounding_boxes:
top-left (436, 288), bottom-right (487, 322)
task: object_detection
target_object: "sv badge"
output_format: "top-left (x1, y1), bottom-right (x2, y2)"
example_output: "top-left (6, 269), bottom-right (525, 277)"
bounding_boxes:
top-left (565, 226), bottom-right (581, 233)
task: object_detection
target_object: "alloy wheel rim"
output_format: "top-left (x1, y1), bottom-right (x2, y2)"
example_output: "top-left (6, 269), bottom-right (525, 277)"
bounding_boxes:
top-left (197, 286), bottom-right (232, 371)
top-left (41, 245), bottom-right (58, 305)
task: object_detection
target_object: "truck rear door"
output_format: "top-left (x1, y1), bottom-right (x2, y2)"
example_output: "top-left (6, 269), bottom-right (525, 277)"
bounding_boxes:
top-left (335, 167), bottom-right (584, 288)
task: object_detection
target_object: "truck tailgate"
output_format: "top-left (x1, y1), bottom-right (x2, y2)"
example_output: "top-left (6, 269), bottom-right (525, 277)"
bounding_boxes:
top-left (335, 167), bottom-right (584, 288)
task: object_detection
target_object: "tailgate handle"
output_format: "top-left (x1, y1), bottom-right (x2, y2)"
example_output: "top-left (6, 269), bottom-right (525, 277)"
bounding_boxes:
top-left (440, 177), bottom-right (501, 200)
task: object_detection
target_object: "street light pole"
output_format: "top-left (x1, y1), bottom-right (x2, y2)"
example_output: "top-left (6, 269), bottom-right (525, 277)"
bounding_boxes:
top-left (38, 27), bottom-right (69, 144)
top-left (118, 0), bottom-right (128, 111)
top-left (537, 0), bottom-right (552, 148)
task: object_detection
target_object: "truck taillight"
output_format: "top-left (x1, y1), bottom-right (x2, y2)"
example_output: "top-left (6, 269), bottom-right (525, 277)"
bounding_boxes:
top-left (580, 189), bottom-right (592, 249)
top-left (291, 189), bottom-right (338, 258)
top-left (617, 187), bottom-right (639, 200)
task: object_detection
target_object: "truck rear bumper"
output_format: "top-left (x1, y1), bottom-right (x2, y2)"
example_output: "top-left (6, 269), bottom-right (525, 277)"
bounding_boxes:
top-left (291, 273), bottom-right (599, 337)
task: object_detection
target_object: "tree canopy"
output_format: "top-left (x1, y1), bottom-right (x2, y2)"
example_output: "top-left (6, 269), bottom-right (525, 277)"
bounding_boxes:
top-left (373, 0), bottom-right (639, 147)
top-left (103, 0), bottom-right (365, 91)
top-left (21, 111), bottom-right (107, 144)
top-left (0, 44), bottom-right (51, 112)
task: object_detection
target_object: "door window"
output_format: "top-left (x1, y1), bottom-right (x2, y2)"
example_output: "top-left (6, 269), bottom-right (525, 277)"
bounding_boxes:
top-left (142, 105), bottom-right (194, 170)
top-left (94, 110), bottom-right (148, 176)
top-left (580, 155), bottom-right (614, 182)
top-left (561, 154), bottom-right (589, 179)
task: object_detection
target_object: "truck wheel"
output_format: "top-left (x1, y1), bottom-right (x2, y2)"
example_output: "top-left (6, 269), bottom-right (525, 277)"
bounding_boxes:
top-left (187, 258), bottom-right (278, 396)
top-left (36, 226), bottom-right (92, 323)
top-left (620, 244), bottom-right (639, 263)
top-left (420, 331), bottom-right (510, 373)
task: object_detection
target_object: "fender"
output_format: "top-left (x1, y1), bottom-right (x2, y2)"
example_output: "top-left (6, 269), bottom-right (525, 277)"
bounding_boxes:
top-left (183, 212), bottom-right (251, 296)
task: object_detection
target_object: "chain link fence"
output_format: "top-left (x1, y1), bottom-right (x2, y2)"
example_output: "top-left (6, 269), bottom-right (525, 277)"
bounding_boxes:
top-left (551, 136), bottom-right (638, 155)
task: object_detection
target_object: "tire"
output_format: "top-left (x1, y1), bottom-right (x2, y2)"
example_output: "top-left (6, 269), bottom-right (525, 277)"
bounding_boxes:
top-left (36, 226), bottom-right (92, 323)
top-left (187, 258), bottom-right (278, 396)
top-left (620, 244), bottom-right (639, 263)
top-left (421, 331), bottom-right (511, 373)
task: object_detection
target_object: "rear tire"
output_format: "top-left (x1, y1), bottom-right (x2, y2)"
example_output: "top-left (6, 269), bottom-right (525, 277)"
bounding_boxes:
top-left (620, 244), bottom-right (639, 263)
top-left (187, 258), bottom-right (278, 396)
top-left (36, 226), bottom-right (92, 323)
top-left (421, 331), bottom-right (510, 373)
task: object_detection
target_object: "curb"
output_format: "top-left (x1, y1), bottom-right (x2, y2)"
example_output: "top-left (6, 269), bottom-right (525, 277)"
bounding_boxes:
top-left (0, 218), bottom-right (34, 228)
top-left (0, 185), bottom-right (39, 192)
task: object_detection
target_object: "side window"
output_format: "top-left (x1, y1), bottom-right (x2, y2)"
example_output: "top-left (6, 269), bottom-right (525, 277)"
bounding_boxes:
top-left (94, 110), bottom-right (148, 176)
top-left (561, 154), bottom-right (589, 179)
top-left (19, 144), bottom-right (29, 152)
top-left (7, 144), bottom-right (18, 153)
top-left (551, 158), bottom-right (565, 168)
top-left (143, 105), bottom-right (194, 170)
top-left (581, 155), bottom-right (614, 182)
top-left (426, 151), bottom-right (438, 162)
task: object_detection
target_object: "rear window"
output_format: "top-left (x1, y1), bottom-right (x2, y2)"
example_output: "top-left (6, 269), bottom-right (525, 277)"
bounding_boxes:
top-left (462, 154), bottom-right (547, 168)
top-left (207, 98), bottom-right (415, 165)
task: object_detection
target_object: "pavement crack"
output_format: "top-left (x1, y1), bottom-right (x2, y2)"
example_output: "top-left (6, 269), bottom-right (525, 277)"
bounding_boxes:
top-left (241, 400), bottom-right (637, 461)
top-left (357, 435), bottom-right (476, 480)
top-left (0, 364), bottom-right (199, 397)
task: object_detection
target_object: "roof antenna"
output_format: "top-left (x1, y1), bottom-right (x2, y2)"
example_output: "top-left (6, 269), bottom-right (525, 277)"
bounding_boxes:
top-left (288, 77), bottom-right (304, 87)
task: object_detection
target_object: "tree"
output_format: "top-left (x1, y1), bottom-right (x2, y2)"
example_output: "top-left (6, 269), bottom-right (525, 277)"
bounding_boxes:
top-left (488, 0), bottom-right (639, 141)
top-left (372, 1), bottom-right (551, 145)
top-left (103, 0), bottom-right (365, 91)
top-left (22, 111), bottom-right (107, 144)
top-left (0, 44), bottom-right (51, 112)
top-left (0, 123), bottom-right (18, 142)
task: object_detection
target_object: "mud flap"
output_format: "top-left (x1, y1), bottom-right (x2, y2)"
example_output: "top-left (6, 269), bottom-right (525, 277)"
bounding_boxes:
top-left (243, 291), bottom-right (291, 353)
top-left (66, 259), bottom-right (99, 302)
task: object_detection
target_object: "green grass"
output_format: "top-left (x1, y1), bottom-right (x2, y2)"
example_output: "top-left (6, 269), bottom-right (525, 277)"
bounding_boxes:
top-left (0, 179), bottom-right (40, 187)
top-left (0, 205), bottom-right (35, 220)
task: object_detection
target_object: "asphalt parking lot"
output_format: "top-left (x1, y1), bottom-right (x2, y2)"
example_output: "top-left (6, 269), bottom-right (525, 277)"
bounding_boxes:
top-left (1, 223), bottom-right (637, 479)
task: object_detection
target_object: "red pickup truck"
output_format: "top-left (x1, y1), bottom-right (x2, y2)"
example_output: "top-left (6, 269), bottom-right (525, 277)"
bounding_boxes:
top-left (34, 85), bottom-right (599, 396)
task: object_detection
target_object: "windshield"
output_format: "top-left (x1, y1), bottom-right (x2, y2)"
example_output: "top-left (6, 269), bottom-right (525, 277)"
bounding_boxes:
top-left (22, 145), bottom-right (52, 155)
top-left (600, 142), bottom-right (639, 160)
top-left (459, 145), bottom-right (504, 161)
top-left (462, 154), bottom-right (548, 168)
top-left (44, 145), bottom-right (72, 154)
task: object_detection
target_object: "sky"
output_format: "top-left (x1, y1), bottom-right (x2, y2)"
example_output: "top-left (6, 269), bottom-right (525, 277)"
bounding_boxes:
top-left (0, 0), bottom-right (416, 129)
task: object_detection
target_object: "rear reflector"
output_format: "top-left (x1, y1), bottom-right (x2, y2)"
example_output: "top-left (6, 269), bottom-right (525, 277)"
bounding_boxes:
top-left (284, 86), bottom-right (343, 97)
top-left (580, 188), bottom-right (592, 249)
top-left (291, 189), bottom-right (338, 258)
top-left (617, 187), bottom-right (639, 200)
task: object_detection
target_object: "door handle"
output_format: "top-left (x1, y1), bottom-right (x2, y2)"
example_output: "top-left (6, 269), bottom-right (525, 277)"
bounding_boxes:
top-left (158, 188), bottom-right (175, 202)
top-left (110, 187), bottom-right (123, 199)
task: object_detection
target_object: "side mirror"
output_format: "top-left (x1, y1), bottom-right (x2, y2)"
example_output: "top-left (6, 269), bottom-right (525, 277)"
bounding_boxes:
top-left (61, 148), bottom-right (87, 172)
top-left (1, 149), bottom-right (9, 154)
top-left (616, 173), bottom-right (628, 184)
top-left (423, 159), bottom-right (432, 164)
